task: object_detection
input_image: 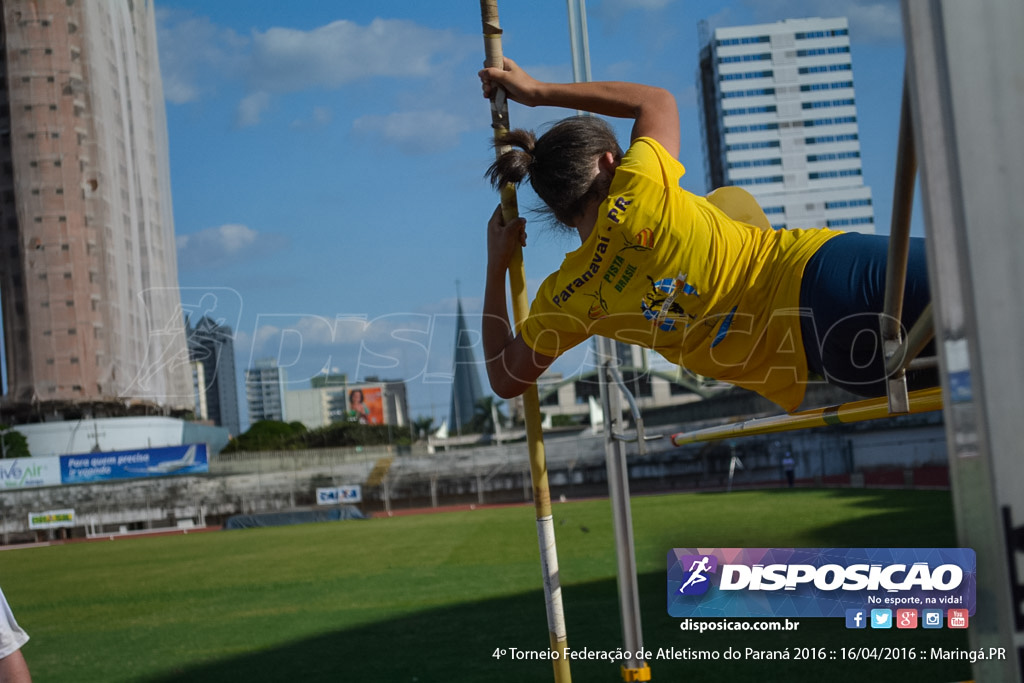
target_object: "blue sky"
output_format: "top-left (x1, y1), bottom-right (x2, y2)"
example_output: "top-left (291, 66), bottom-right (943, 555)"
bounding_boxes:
top-left (155, 0), bottom-right (912, 427)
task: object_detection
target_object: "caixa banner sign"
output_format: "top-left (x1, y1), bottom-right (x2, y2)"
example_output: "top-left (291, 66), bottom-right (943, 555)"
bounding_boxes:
top-left (667, 548), bottom-right (976, 618)
top-left (315, 485), bottom-right (362, 505)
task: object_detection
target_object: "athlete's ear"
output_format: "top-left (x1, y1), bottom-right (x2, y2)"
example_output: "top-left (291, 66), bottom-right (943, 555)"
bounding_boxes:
top-left (598, 151), bottom-right (619, 174)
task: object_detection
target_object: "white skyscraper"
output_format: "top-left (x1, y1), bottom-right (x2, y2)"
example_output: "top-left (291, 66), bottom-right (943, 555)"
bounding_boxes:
top-left (698, 17), bottom-right (875, 233)
top-left (246, 358), bottom-right (287, 424)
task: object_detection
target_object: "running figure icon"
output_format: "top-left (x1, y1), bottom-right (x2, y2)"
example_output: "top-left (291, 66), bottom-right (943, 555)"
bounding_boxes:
top-left (678, 556), bottom-right (712, 594)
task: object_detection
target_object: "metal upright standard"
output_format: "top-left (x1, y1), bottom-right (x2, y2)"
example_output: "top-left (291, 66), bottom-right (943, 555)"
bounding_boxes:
top-left (479, 3), bottom-right (572, 681)
top-left (902, 1), bottom-right (1024, 679)
top-left (565, 1), bottom-right (651, 679)
top-left (601, 364), bottom-right (656, 682)
top-left (569, 2), bottom-right (655, 679)
top-left (879, 78), bottom-right (920, 414)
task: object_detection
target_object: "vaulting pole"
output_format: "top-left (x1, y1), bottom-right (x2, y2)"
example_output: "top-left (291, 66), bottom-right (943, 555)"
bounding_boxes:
top-left (479, 3), bottom-right (572, 680)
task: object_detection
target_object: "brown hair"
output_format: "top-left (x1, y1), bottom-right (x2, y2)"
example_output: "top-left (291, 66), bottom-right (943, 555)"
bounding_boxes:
top-left (486, 116), bottom-right (622, 226)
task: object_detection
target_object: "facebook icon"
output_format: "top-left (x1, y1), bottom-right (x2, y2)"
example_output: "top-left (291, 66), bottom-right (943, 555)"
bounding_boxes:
top-left (845, 609), bottom-right (867, 629)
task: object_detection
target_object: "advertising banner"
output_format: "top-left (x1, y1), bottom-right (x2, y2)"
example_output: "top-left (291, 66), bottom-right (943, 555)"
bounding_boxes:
top-left (316, 485), bottom-right (362, 505)
top-left (60, 444), bottom-right (209, 484)
top-left (0, 456), bottom-right (62, 490)
top-left (28, 508), bottom-right (75, 530)
top-left (316, 487), bottom-right (340, 505)
top-left (348, 387), bottom-right (383, 425)
top-left (668, 547), bottom-right (976, 619)
top-left (337, 484), bottom-right (362, 503)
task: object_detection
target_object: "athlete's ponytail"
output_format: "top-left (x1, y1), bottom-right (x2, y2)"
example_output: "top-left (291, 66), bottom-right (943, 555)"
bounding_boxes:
top-left (487, 116), bottom-right (622, 227)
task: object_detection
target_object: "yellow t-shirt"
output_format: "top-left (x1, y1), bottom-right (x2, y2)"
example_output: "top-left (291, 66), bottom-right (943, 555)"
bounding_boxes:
top-left (520, 137), bottom-right (841, 411)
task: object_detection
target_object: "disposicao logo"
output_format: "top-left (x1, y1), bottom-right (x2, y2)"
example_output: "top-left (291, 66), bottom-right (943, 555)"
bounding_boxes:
top-left (676, 554), bottom-right (718, 596)
top-left (667, 548), bottom-right (976, 619)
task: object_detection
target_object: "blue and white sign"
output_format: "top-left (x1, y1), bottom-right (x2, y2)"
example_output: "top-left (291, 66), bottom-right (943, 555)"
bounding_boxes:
top-left (316, 485), bottom-right (362, 505)
top-left (0, 457), bottom-right (62, 489)
top-left (60, 444), bottom-right (208, 483)
top-left (337, 485), bottom-right (362, 503)
top-left (316, 487), bottom-right (340, 505)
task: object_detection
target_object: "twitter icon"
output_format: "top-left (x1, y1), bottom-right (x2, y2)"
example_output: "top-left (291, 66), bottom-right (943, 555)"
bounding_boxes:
top-left (870, 609), bottom-right (893, 629)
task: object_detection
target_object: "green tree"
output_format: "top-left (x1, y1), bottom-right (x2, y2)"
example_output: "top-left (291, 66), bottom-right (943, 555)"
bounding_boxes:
top-left (466, 397), bottom-right (507, 434)
top-left (223, 418), bottom-right (414, 452)
top-left (411, 416), bottom-right (435, 441)
top-left (0, 425), bottom-right (30, 459)
top-left (222, 420), bottom-right (308, 453)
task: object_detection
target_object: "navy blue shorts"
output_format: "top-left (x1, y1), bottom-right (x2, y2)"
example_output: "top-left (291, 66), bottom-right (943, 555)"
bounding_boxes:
top-left (798, 232), bottom-right (935, 398)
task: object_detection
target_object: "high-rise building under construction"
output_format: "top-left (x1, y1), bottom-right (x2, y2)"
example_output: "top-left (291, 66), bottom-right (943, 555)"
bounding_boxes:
top-left (0, 1), bottom-right (191, 418)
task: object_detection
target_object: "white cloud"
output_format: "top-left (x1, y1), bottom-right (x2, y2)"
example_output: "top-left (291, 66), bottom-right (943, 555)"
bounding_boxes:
top-left (236, 91), bottom-right (271, 128)
top-left (176, 224), bottom-right (289, 270)
top-left (844, 2), bottom-right (903, 41)
top-left (237, 298), bottom-right (498, 385)
top-left (247, 313), bottom-right (436, 352)
top-left (291, 106), bottom-right (333, 130)
top-left (241, 313), bottom-right (438, 383)
top-left (247, 19), bottom-right (469, 94)
top-left (233, 328), bottom-right (252, 352)
top-left (352, 109), bottom-right (469, 154)
top-left (743, 0), bottom-right (903, 42)
top-left (703, 7), bottom-right (738, 35)
top-left (602, 0), bottom-right (677, 9)
top-left (156, 8), bottom-right (246, 104)
top-left (593, 0), bottom-right (680, 25)
top-left (159, 12), bottom-right (475, 130)
top-left (675, 83), bottom-right (699, 110)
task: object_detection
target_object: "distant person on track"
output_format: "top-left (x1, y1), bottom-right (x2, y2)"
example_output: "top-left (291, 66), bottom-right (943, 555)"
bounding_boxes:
top-left (479, 57), bottom-right (934, 413)
top-left (782, 452), bottom-right (796, 488)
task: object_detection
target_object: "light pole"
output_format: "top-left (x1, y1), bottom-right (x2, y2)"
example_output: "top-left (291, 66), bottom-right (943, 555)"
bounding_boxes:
top-left (383, 389), bottom-right (394, 454)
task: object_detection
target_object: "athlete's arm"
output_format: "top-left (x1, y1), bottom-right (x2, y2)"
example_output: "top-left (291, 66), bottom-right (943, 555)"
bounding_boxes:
top-left (482, 206), bottom-right (558, 398)
top-left (479, 57), bottom-right (680, 158)
top-left (0, 650), bottom-right (32, 683)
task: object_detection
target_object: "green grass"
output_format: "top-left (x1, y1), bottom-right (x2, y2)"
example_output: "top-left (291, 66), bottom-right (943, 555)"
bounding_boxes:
top-left (0, 489), bottom-right (970, 682)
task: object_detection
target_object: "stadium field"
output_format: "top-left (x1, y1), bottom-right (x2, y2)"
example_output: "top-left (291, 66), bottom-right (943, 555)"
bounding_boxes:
top-left (1, 489), bottom-right (970, 682)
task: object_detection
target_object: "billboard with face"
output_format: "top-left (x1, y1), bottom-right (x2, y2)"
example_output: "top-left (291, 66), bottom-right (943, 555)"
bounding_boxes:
top-left (348, 387), bottom-right (384, 425)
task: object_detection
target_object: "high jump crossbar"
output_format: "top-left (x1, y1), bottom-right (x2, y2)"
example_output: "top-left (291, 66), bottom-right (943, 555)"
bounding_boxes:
top-left (670, 387), bottom-right (943, 447)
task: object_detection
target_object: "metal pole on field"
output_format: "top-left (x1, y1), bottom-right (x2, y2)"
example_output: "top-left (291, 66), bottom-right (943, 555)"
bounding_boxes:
top-left (601, 365), bottom-right (650, 681)
top-left (568, 3), bottom-right (650, 679)
top-left (479, 3), bottom-right (571, 680)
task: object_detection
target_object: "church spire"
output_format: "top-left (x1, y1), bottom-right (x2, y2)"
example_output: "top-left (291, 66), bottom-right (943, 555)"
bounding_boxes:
top-left (449, 287), bottom-right (484, 435)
